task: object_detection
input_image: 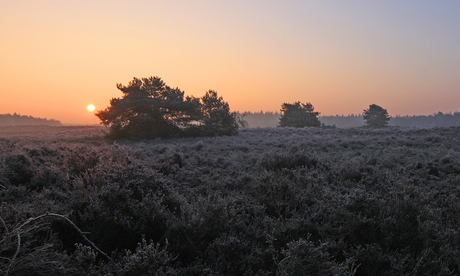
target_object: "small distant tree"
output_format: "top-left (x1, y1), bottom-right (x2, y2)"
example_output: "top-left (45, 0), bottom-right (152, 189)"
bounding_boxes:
top-left (235, 112), bottom-right (249, 128)
top-left (363, 104), bottom-right (390, 128)
top-left (96, 77), bottom-right (238, 139)
top-left (278, 101), bottom-right (321, 128)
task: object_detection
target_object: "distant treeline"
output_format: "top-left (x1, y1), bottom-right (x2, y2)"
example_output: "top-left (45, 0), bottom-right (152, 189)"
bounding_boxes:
top-left (389, 112), bottom-right (460, 128)
top-left (241, 111), bottom-right (460, 128)
top-left (240, 111), bottom-right (280, 128)
top-left (0, 113), bottom-right (62, 126)
top-left (319, 114), bottom-right (364, 128)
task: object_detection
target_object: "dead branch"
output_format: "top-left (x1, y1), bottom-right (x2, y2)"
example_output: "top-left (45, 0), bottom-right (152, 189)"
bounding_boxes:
top-left (3, 213), bottom-right (119, 274)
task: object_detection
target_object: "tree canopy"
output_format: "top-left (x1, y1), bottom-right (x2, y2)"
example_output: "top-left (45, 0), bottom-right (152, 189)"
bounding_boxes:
top-left (278, 101), bottom-right (321, 128)
top-left (95, 76), bottom-right (238, 139)
top-left (363, 104), bottom-right (390, 128)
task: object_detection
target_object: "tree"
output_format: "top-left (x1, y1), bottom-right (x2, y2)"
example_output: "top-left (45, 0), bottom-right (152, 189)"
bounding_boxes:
top-left (235, 112), bottom-right (249, 128)
top-left (363, 104), bottom-right (390, 128)
top-left (278, 101), bottom-right (321, 128)
top-left (200, 90), bottom-right (239, 135)
top-left (95, 77), bottom-right (238, 139)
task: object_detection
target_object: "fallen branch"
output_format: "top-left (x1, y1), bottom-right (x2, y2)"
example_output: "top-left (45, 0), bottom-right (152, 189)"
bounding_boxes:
top-left (3, 213), bottom-right (119, 274)
top-left (5, 231), bottom-right (20, 276)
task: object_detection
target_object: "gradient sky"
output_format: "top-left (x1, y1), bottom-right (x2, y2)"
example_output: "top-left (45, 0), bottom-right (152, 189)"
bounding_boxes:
top-left (1, 1), bottom-right (460, 124)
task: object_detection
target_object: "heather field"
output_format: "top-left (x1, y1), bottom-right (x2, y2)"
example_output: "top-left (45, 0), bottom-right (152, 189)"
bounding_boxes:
top-left (2, 126), bottom-right (460, 275)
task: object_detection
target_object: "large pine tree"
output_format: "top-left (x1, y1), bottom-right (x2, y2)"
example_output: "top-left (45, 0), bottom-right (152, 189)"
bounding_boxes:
top-left (96, 76), bottom-right (238, 139)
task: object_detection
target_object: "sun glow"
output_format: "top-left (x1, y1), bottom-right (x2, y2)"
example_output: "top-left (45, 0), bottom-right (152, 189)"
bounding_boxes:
top-left (87, 104), bottom-right (95, 112)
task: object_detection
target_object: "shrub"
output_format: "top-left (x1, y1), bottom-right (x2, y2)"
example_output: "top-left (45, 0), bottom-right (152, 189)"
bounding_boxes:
top-left (3, 126), bottom-right (460, 275)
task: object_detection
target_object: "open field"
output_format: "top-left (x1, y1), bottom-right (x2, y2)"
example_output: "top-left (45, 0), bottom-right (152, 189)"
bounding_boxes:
top-left (0, 125), bottom-right (105, 140)
top-left (2, 126), bottom-right (460, 275)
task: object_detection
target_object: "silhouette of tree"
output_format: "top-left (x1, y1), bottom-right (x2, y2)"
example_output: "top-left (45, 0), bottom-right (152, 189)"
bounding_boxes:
top-left (363, 104), bottom-right (390, 128)
top-left (235, 112), bottom-right (249, 128)
top-left (96, 77), bottom-right (238, 139)
top-left (199, 90), bottom-right (239, 136)
top-left (278, 101), bottom-right (321, 127)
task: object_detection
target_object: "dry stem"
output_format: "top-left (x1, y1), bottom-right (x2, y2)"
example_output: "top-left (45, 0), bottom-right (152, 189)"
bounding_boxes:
top-left (2, 213), bottom-right (119, 275)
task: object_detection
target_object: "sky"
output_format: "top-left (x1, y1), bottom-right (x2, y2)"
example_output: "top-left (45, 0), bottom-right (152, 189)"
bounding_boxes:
top-left (1, 1), bottom-right (460, 125)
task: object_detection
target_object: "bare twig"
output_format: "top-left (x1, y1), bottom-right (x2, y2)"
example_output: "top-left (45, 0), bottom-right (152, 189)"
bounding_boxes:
top-left (411, 248), bottom-right (430, 275)
top-left (4, 213), bottom-right (119, 273)
top-left (5, 231), bottom-right (20, 276)
top-left (0, 216), bottom-right (8, 233)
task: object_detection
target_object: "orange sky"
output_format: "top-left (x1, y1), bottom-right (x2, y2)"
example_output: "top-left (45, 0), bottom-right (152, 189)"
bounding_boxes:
top-left (1, 1), bottom-right (460, 124)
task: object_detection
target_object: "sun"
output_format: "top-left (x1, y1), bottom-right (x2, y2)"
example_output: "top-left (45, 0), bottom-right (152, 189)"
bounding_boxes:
top-left (87, 104), bottom-right (95, 112)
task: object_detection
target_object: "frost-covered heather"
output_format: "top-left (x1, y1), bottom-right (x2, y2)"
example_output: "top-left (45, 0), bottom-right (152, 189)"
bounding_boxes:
top-left (2, 126), bottom-right (460, 275)
top-left (0, 125), bottom-right (105, 141)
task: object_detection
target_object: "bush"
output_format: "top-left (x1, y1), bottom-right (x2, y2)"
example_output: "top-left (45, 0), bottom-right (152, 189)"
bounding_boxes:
top-left (3, 126), bottom-right (460, 274)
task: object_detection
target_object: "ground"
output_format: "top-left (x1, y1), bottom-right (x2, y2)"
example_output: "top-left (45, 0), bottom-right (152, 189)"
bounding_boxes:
top-left (1, 125), bottom-right (460, 275)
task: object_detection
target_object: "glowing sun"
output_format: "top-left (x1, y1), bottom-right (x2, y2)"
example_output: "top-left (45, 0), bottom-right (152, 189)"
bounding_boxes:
top-left (87, 104), bottom-right (95, 112)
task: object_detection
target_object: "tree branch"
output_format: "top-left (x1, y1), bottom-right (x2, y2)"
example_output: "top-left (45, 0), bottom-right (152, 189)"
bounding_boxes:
top-left (4, 213), bottom-right (119, 273)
